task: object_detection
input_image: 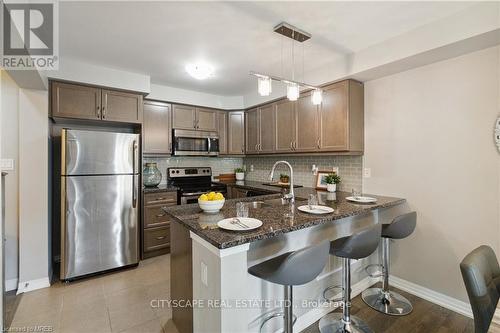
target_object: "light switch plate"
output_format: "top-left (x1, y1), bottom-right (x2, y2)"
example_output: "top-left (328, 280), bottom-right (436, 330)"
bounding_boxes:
top-left (0, 159), bottom-right (14, 171)
top-left (363, 168), bottom-right (371, 178)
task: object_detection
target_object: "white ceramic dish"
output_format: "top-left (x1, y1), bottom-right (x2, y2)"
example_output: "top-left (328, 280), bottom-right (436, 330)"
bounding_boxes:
top-left (298, 205), bottom-right (334, 214)
top-left (198, 198), bottom-right (225, 213)
top-left (346, 196), bottom-right (377, 203)
top-left (217, 217), bottom-right (262, 231)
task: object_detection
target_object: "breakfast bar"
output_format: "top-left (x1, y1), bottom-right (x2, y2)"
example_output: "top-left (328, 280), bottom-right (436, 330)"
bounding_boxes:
top-left (164, 189), bottom-right (406, 333)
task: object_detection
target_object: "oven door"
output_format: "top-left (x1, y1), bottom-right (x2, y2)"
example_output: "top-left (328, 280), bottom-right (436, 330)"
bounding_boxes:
top-left (173, 129), bottom-right (219, 156)
top-left (180, 191), bottom-right (208, 205)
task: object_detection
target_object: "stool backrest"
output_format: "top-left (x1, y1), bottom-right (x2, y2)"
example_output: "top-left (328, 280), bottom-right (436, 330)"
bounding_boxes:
top-left (331, 224), bottom-right (382, 259)
top-left (460, 245), bottom-right (500, 333)
top-left (382, 211), bottom-right (417, 239)
top-left (274, 241), bottom-right (330, 286)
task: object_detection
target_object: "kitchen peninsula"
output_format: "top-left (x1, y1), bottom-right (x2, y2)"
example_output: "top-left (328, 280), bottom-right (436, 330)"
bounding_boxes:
top-left (164, 186), bottom-right (406, 333)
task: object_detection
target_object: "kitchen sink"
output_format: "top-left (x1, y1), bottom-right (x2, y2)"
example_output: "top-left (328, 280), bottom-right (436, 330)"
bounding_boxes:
top-left (247, 201), bottom-right (270, 209)
top-left (261, 182), bottom-right (303, 188)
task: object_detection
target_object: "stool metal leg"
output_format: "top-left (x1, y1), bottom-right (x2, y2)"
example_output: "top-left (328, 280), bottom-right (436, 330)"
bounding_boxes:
top-left (284, 285), bottom-right (293, 333)
top-left (361, 238), bottom-right (413, 316)
top-left (319, 258), bottom-right (373, 333)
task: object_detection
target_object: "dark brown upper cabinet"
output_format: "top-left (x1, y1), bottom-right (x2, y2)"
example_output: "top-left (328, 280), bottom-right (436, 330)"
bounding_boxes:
top-left (318, 80), bottom-right (363, 152)
top-left (256, 79), bottom-right (364, 155)
top-left (143, 100), bottom-right (172, 155)
top-left (227, 111), bottom-right (245, 155)
top-left (172, 104), bottom-right (217, 131)
top-left (101, 89), bottom-right (143, 123)
top-left (50, 81), bottom-right (143, 124)
top-left (245, 105), bottom-right (275, 155)
top-left (51, 81), bottom-right (101, 120)
top-left (217, 111), bottom-right (228, 155)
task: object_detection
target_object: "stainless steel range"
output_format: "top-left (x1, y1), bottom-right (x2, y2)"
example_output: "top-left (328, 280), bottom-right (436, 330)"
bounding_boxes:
top-left (167, 167), bottom-right (227, 205)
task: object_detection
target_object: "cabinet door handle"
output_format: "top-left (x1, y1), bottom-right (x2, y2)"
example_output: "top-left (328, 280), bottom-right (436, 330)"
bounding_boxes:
top-left (155, 236), bottom-right (166, 240)
top-left (317, 138), bottom-right (321, 149)
top-left (156, 214), bottom-right (166, 218)
top-left (258, 144), bottom-right (262, 151)
top-left (96, 106), bottom-right (101, 118)
top-left (102, 94), bottom-right (107, 119)
top-left (290, 141), bottom-right (293, 150)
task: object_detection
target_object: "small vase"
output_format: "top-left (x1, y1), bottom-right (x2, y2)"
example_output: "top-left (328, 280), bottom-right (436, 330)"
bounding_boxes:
top-left (143, 163), bottom-right (162, 187)
top-left (236, 172), bottom-right (245, 181)
top-left (327, 183), bottom-right (336, 192)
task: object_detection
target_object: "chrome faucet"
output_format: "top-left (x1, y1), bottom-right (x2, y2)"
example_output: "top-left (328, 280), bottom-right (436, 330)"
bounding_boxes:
top-left (269, 160), bottom-right (294, 204)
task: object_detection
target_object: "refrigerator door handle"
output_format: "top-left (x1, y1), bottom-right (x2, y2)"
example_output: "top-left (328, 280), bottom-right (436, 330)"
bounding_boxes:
top-left (132, 140), bottom-right (139, 174)
top-left (133, 175), bottom-right (138, 208)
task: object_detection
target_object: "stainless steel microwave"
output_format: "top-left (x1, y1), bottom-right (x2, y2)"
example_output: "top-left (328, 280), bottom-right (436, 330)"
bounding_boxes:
top-left (172, 129), bottom-right (219, 156)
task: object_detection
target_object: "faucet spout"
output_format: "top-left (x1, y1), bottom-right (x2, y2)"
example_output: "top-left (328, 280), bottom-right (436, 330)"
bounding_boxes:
top-left (269, 160), bottom-right (295, 204)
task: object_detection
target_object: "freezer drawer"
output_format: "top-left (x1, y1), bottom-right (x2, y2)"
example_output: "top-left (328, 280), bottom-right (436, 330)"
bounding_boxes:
top-left (62, 129), bottom-right (139, 175)
top-left (61, 175), bottom-right (139, 280)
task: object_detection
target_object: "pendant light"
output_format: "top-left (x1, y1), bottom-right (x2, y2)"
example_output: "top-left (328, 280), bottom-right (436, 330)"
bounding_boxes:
top-left (312, 88), bottom-right (322, 105)
top-left (257, 76), bottom-right (272, 96)
top-left (250, 22), bottom-right (323, 105)
top-left (286, 82), bottom-right (299, 101)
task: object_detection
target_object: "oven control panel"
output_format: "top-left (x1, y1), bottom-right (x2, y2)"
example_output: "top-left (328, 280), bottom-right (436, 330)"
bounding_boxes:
top-left (168, 167), bottom-right (212, 178)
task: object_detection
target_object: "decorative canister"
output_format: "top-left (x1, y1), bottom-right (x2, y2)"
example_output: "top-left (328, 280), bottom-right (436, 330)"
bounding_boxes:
top-left (143, 163), bottom-right (162, 187)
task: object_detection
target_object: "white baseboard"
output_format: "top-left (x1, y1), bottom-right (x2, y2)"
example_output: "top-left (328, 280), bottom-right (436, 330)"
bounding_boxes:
top-left (389, 275), bottom-right (473, 318)
top-left (291, 276), bottom-right (380, 333)
top-left (16, 277), bottom-right (50, 294)
top-left (5, 278), bottom-right (18, 292)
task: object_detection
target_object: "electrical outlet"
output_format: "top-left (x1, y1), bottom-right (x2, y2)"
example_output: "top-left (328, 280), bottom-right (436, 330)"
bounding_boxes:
top-left (201, 261), bottom-right (208, 287)
top-left (312, 164), bottom-right (318, 175)
top-left (332, 167), bottom-right (339, 174)
top-left (363, 168), bottom-right (371, 178)
top-left (0, 159), bottom-right (14, 171)
top-left (250, 165), bottom-right (254, 172)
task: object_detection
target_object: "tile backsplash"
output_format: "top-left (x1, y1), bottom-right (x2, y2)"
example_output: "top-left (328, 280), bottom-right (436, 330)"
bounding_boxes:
top-left (143, 155), bottom-right (362, 191)
top-left (143, 156), bottom-right (244, 184)
top-left (243, 155), bottom-right (363, 191)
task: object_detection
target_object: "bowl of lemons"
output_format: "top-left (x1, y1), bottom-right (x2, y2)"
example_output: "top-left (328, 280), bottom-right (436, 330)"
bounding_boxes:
top-left (198, 192), bottom-right (225, 213)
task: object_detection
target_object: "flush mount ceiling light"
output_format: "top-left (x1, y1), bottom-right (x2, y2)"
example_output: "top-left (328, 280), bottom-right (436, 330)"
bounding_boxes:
top-left (186, 63), bottom-right (214, 80)
top-left (250, 22), bottom-right (322, 105)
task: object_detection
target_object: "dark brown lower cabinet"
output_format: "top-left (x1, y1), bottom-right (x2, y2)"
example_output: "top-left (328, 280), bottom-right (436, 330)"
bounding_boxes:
top-left (142, 190), bottom-right (177, 259)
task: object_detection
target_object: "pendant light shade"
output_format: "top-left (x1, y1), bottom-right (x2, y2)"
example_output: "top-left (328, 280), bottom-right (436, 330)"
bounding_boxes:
top-left (312, 89), bottom-right (322, 105)
top-left (257, 76), bottom-right (272, 96)
top-left (287, 83), bottom-right (299, 101)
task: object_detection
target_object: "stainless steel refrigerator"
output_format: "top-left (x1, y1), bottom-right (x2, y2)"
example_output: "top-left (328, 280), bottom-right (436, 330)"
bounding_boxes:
top-left (60, 129), bottom-right (139, 280)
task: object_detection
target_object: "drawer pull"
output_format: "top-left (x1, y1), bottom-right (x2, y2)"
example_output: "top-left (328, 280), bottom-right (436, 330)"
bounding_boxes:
top-left (147, 199), bottom-right (176, 205)
top-left (156, 236), bottom-right (166, 240)
top-left (156, 214), bottom-right (166, 218)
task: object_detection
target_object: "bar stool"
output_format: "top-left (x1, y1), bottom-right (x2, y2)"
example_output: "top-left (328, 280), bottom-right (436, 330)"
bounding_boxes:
top-left (248, 241), bottom-right (330, 333)
top-left (319, 224), bottom-right (382, 333)
top-left (361, 211), bottom-right (417, 316)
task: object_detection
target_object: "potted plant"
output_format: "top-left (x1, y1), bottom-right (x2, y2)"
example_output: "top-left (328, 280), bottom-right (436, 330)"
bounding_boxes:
top-left (235, 168), bottom-right (245, 181)
top-left (279, 173), bottom-right (290, 184)
top-left (324, 173), bottom-right (341, 192)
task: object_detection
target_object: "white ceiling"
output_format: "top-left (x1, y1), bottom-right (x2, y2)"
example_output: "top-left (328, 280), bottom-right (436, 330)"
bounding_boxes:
top-left (60, 1), bottom-right (476, 96)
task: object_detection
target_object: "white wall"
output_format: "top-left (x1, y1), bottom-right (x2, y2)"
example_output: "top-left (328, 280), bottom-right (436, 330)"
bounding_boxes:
top-left (149, 84), bottom-right (244, 110)
top-left (17, 88), bottom-right (50, 291)
top-left (363, 46), bottom-right (500, 302)
top-left (0, 71), bottom-right (20, 290)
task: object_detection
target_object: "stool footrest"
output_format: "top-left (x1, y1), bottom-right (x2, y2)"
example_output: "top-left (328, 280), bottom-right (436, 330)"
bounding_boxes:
top-left (322, 284), bottom-right (343, 303)
top-left (259, 312), bottom-right (297, 333)
top-left (365, 264), bottom-right (383, 278)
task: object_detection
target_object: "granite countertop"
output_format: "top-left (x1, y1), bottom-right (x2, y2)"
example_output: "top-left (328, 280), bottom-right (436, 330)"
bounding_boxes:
top-left (143, 184), bottom-right (178, 193)
top-left (214, 180), bottom-right (282, 193)
top-left (164, 184), bottom-right (405, 249)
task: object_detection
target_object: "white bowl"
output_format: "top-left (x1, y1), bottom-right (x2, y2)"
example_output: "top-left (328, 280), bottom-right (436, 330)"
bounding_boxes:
top-left (198, 198), bottom-right (225, 213)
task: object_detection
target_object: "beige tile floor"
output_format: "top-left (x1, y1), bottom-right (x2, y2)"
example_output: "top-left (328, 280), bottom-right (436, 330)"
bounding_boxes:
top-left (9, 254), bottom-right (179, 333)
